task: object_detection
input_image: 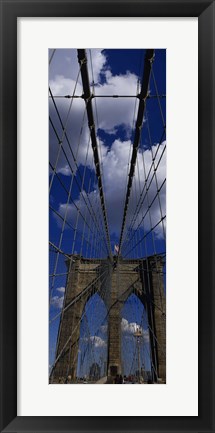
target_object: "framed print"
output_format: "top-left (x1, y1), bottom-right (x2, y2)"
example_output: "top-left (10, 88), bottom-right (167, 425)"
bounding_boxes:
top-left (0, 0), bottom-right (214, 432)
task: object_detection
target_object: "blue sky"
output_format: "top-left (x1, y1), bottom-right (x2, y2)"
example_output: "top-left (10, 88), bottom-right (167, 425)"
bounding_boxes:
top-left (49, 49), bottom-right (166, 378)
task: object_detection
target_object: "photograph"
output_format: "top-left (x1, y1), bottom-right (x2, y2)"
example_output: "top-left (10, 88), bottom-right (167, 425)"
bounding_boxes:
top-left (49, 48), bottom-right (166, 385)
top-left (1, 0), bottom-right (214, 429)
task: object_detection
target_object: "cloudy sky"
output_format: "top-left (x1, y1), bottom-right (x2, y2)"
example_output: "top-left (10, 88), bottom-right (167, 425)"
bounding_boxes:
top-left (49, 48), bottom-right (166, 377)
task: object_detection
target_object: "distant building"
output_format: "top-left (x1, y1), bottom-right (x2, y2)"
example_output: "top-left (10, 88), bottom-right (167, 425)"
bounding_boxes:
top-left (142, 369), bottom-right (152, 382)
top-left (89, 363), bottom-right (101, 381)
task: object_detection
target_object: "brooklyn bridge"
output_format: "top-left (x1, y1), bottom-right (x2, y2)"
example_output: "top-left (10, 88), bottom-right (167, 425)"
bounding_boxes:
top-left (49, 48), bottom-right (166, 384)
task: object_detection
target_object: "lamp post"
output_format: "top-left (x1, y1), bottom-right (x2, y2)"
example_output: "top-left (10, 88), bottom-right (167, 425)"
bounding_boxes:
top-left (134, 326), bottom-right (143, 384)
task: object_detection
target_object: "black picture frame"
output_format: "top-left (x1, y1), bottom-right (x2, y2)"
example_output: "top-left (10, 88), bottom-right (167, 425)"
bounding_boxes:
top-left (0, 0), bottom-right (214, 432)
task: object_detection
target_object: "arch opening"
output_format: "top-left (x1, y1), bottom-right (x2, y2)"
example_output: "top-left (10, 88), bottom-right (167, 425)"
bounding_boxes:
top-left (77, 293), bottom-right (108, 383)
top-left (121, 293), bottom-right (152, 383)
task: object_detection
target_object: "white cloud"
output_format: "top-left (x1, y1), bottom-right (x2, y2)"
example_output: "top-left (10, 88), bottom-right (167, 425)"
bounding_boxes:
top-left (82, 335), bottom-right (106, 348)
top-left (49, 49), bottom-right (139, 177)
top-left (49, 48), bottom-right (107, 86)
top-left (49, 74), bottom-right (82, 97)
top-left (86, 49), bottom-right (107, 84)
top-left (91, 335), bottom-right (106, 348)
top-left (121, 318), bottom-right (149, 343)
top-left (49, 81), bottom-right (94, 176)
top-left (121, 317), bottom-right (139, 334)
top-left (100, 324), bottom-right (108, 334)
top-left (50, 295), bottom-right (64, 309)
top-left (93, 71), bottom-right (138, 134)
top-left (50, 49), bottom-right (166, 241)
top-left (56, 286), bottom-right (65, 293)
top-left (54, 141), bottom-right (166, 239)
top-left (50, 69), bottom-right (139, 135)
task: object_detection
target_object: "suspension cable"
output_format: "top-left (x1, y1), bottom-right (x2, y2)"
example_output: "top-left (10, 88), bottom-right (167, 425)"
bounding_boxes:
top-left (77, 49), bottom-right (112, 259)
top-left (118, 49), bottom-right (155, 255)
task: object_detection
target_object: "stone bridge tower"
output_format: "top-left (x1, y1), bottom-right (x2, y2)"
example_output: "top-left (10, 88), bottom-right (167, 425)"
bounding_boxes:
top-left (50, 255), bottom-right (166, 384)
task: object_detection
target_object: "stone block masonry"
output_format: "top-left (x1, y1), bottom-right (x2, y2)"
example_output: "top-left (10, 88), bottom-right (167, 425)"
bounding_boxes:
top-left (50, 255), bottom-right (166, 384)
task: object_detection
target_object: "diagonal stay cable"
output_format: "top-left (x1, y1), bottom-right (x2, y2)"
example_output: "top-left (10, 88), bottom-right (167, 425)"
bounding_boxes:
top-left (49, 64), bottom-right (81, 194)
top-left (121, 129), bottom-right (166, 253)
top-left (49, 162), bottom-right (108, 256)
top-left (122, 177), bottom-right (166, 257)
top-left (49, 49), bottom-right (56, 65)
top-left (77, 49), bottom-right (112, 259)
top-left (118, 49), bottom-right (155, 255)
top-left (123, 216), bottom-right (166, 258)
top-left (49, 96), bottom-right (109, 254)
top-left (49, 91), bottom-right (109, 256)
